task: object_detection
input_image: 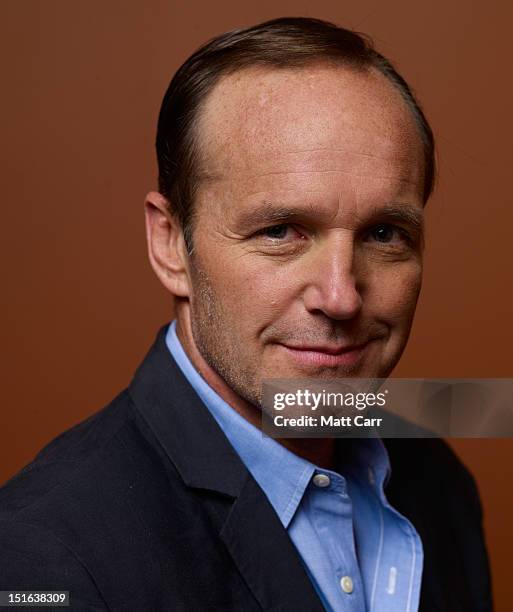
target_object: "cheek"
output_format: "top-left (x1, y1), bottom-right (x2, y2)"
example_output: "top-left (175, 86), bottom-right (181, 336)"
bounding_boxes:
top-left (208, 259), bottom-right (296, 322)
top-left (366, 262), bottom-right (422, 323)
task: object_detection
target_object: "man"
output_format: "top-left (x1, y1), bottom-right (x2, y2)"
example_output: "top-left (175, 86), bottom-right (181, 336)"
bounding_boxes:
top-left (0, 17), bottom-right (492, 611)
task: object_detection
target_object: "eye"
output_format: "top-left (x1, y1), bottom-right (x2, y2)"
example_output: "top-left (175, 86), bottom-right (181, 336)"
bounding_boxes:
top-left (256, 223), bottom-right (300, 240)
top-left (366, 223), bottom-right (408, 244)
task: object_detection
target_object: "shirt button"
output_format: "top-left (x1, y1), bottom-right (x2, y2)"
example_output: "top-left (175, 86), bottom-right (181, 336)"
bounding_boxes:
top-left (312, 473), bottom-right (331, 488)
top-left (340, 575), bottom-right (354, 594)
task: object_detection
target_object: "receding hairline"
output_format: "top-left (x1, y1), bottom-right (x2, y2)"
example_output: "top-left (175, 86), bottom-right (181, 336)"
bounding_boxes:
top-left (190, 60), bottom-right (426, 187)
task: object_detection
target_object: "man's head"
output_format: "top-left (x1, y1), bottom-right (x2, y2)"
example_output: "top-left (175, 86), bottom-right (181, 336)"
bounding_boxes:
top-left (146, 17), bottom-right (432, 410)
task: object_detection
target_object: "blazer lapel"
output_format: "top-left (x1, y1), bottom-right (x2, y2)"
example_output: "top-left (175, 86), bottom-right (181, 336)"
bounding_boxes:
top-left (219, 473), bottom-right (325, 611)
top-left (128, 324), bottom-right (324, 612)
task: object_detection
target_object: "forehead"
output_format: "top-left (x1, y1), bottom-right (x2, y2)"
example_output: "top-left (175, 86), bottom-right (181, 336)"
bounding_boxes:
top-left (195, 63), bottom-right (425, 192)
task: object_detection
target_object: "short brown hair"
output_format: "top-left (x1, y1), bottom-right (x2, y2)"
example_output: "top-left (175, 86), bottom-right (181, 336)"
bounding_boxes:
top-left (156, 16), bottom-right (435, 253)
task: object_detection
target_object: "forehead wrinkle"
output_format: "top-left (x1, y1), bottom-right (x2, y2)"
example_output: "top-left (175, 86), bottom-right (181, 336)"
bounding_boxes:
top-left (280, 148), bottom-right (413, 160)
top-left (198, 138), bottom-right (423, 189)
top-left (243, 169), bottom-right (420, 179)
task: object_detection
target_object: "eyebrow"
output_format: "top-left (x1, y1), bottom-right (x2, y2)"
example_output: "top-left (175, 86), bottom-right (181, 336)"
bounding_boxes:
top-left (373, 204), bottom-right (425, 233)
top-left (237, 201), bottom-right (424, 232)
top-left (238, 202), bottom-right (320, 226)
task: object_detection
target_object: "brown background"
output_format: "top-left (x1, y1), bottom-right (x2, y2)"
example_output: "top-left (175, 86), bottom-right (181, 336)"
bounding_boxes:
top-left (2, 0), bottom-right (512, 608)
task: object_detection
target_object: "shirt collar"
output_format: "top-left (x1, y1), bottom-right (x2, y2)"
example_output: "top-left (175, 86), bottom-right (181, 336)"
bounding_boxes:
top-left (165, 319), bottom-right (390, 526)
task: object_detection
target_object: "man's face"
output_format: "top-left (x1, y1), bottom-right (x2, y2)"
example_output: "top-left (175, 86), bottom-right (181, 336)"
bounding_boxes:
top-left (183, 64), bottom-right (425, 407)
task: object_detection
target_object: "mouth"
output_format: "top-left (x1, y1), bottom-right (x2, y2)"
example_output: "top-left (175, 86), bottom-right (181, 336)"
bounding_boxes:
top-left (277, 341), bottom-right (370, 368)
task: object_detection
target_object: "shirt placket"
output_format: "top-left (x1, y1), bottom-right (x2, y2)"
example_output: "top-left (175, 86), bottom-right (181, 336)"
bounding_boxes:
top-left (309, 470), bottom-right (367, 611)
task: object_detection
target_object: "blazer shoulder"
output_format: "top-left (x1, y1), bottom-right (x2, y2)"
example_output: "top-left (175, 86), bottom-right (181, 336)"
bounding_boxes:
top-left (0, 388), bottom-right (141, 524)
top-left (0, 387), bottom-right (189, 610)
top-left (0, 390), bottom-right (132, 609)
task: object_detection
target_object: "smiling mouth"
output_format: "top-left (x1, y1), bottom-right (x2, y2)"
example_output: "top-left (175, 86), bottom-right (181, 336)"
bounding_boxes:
top-left (278, 341), bottom-right (370, 367)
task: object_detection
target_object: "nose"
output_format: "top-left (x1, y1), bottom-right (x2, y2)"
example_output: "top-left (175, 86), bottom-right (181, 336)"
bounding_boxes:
top-left (301, 233), bottom-right (363, 320)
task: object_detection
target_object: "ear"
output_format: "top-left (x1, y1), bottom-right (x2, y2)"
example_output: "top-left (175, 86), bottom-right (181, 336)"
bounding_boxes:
top-left (144, 191), bottom-right (191, 298)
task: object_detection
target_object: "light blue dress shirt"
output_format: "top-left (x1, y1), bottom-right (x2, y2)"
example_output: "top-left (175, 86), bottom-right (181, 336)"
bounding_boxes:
top-left (165, 320), bottom-right (423, 611)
